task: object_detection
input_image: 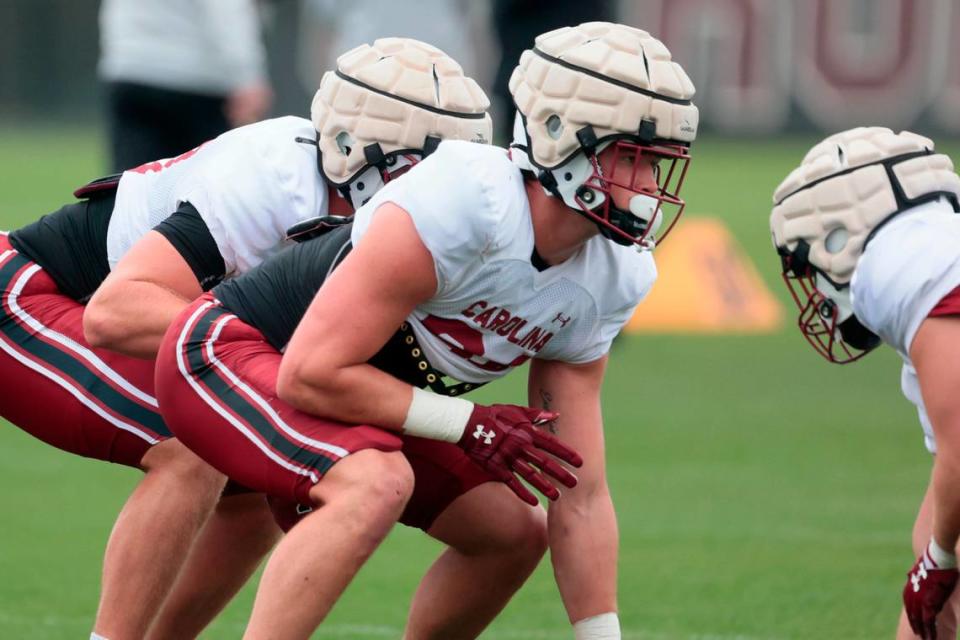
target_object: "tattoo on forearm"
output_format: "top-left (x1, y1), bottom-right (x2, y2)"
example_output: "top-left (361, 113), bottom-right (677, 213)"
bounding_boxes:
top-left (538, 388), bottom-right (559, 434)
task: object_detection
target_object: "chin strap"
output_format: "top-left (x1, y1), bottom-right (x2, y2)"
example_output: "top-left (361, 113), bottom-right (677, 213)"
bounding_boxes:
top-left (837, 315), bottom-right (881, 351)
top-left (537, 154), bottom-right (645, 247)
top-left (529, 123), bottom-right (663, 247)
top-left (337, 165), bottom-right (385, 210)
top-left (597, 209), bottom-right (645, 246)
top-left (329, 137), bottom-right (443, 211)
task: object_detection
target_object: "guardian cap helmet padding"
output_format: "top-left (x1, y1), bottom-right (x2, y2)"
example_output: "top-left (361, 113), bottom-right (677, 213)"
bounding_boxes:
top-left (770, 127), bottom-right (960, 363)
top-left (312, 37), bottom-right (492, 209)
top-left (509, 22), bottom-right (698, 248)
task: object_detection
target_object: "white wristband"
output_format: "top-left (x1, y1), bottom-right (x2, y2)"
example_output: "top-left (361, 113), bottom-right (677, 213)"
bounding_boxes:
top-left (927, 537), bottom-right (958, 569)
top-left (401, 387), bottom-right (473, 443)
top-left (573, 612), bottom-right (620, 640)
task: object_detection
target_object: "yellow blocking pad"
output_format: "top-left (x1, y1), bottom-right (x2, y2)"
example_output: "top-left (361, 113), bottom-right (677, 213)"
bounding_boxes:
top-left (626, 217), bottom-right (783, 334)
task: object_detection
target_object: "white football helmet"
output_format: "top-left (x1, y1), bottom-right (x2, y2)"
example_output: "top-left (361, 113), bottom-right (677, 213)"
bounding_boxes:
top-left (770, 127), bottom-right (960, 363)
top-left (311, 37), bottom-right (492, 209)
top-left (509, 22), bottom-right (698, 249)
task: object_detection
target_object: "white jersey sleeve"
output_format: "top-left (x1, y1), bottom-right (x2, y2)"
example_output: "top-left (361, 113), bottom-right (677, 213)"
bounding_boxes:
top-left (351, 141), bottom-right (511, 296)
top-left (852, 198), bottom-right (960, 453)
top-left (174, 120), bottom-right (327, 276)
top-left (852, 199), bottom-right (960, 357)
top-left (564, 303), bottom-right (643, 363)
top-left (540, 239), bottom-right (655, 364)
top-left (108, 117), bottom-right (327, 276)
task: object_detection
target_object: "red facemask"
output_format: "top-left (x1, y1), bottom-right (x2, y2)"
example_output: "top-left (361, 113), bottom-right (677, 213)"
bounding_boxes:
top-left (779, 252), bottom-right (880, 364)
top-left (573, 139), bottom-right (691, 248)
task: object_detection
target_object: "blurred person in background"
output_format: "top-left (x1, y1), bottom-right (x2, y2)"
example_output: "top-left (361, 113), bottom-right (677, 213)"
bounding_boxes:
top-left (490, 0), bottom-right (612, 142)
top-left (296, 0), bottom-right (492, 131)
top-left (99, 0), bottom-right (273, 171)
top-left (769, 128), bottom-right (960, 640)
top-left (301, 0), bottom-right (482, 76)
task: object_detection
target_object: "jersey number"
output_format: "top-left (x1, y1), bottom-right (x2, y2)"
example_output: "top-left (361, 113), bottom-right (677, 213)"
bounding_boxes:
top-left (129, 144), bottom-right (206, 175)
top-left (421, 315), bottom-right (529, 373)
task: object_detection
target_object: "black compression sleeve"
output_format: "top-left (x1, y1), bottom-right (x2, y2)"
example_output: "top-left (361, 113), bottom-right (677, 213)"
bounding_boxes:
top-left (152, 203), bottom-right (226, 291)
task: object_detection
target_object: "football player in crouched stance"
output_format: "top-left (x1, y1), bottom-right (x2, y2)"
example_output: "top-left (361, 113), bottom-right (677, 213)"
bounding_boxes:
top-left (0, 39), bottom-right (488, 640)
top-left (152, 21), bottom-right (697, 639)
top-left (770, 127), bottom-right (960, 639)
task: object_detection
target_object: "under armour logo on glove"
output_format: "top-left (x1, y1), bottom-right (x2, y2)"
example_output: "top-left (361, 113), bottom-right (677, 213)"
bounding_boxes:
top-left (903, 538), bottom-right (959, 639)
top-left (911, 565), bottom-right (929, 592)
top-left (473, 424), bottom-right (496, 445)
top-left (457, 403), bottom-right (583, 506)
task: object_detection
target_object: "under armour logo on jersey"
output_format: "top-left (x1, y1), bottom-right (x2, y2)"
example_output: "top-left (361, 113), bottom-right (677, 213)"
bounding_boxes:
top-left (912, 566), bottom-right (929, 592)
top-left (473, 424), bottom-right (496, 445)
top-left (552, 312), bottom-right (572, 327)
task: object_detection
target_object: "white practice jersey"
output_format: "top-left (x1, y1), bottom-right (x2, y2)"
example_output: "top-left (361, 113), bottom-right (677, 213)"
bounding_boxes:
top-left (107, 116), bottom-right (328, 277)
top-left (851, 198), bottom-right (960, 453)
top-left (351, 140), bottom-right (657, 384)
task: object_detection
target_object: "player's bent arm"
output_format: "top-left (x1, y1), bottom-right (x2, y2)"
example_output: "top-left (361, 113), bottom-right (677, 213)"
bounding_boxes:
top-left (911, 316), bottom-right (960, 553)
top-left (528, 356), bottom-right (619, 626)
top-left (276, 203), bottom-right (438, 430)
top-left (280, 204), bottom-right (583, 506)
top-left (84, 232), bottom-right (203, 359)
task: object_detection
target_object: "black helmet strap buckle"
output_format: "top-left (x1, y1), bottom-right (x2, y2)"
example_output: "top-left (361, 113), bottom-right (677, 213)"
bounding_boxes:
top-left (422, 135), bottom-right (441, 158)
top-left (363, 143), bottom-right (388, 171)
top-left (638, 119), bottom-right (656, 144)
top-left (576, 126), bottom-right (599, 156)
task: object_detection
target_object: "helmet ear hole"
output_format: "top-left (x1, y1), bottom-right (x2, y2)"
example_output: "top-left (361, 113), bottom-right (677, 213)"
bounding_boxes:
top-left (824, 227), bottom-right (848, 254)
top-left (546, 114), bottom-right (564, 140)
top-left (335, 131), bottom-right (354, 156)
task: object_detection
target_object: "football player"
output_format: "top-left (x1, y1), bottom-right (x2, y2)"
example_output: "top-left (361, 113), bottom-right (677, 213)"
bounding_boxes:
top-left (770, 127), bottom-right (960, 640)
top-left (152, 21), bottom-right (697, 639)
top-left (1, 39), bottom-right (489, 640)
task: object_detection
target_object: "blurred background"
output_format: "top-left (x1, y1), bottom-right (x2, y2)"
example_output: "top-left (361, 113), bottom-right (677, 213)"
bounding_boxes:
top-left (0, 0), bottom-right (957, 638)
top-left (3, 0), bottom-right (960, 139)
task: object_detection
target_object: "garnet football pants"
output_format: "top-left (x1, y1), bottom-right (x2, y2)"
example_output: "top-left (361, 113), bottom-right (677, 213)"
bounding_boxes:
top-left (0, 235), bottom-right (169, 467)
top-left (159, 294), bottom-right (496, 530)
top-left (157, 295), bottom-right (402, 505)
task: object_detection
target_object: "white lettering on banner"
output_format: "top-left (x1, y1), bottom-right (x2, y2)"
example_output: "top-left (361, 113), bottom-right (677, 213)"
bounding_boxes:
top-left (794, 0), bottom-right (935, 130)
top-left (931, 0), bottom-right (960, 131)
top-left (627, 0), bottom-right (793, 133)
top-left (621, 0), bottom-right (960, 133)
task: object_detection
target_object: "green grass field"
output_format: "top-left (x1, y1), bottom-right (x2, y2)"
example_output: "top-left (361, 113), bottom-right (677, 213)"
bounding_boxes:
top-left (1, 126), bottom-right (956, 639)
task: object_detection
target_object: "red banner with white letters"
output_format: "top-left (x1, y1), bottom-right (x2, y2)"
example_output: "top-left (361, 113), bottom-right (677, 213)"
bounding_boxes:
top-left (622, 0), bottom-right (960, 134)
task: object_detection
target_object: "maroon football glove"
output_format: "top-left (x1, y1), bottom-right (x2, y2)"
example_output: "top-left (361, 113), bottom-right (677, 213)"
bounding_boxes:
top-left (457, 404), bottom-right (583, 506)
top-left (903, 548), bottom-right (959, 639)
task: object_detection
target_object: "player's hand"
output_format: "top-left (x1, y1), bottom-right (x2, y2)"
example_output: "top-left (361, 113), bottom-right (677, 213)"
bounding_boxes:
top-left (903, 540), bottom-right (960, 639)
top-left (456, 403), bottom-right (582, 506)
top-left (226, 81), bottom-right (274, 127)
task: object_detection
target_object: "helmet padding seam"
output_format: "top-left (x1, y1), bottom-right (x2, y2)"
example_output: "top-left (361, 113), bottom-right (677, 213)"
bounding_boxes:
top-left (333, 70), bottom-right (487, 120)
top-left (531, 47), bottom-right (692, 106)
